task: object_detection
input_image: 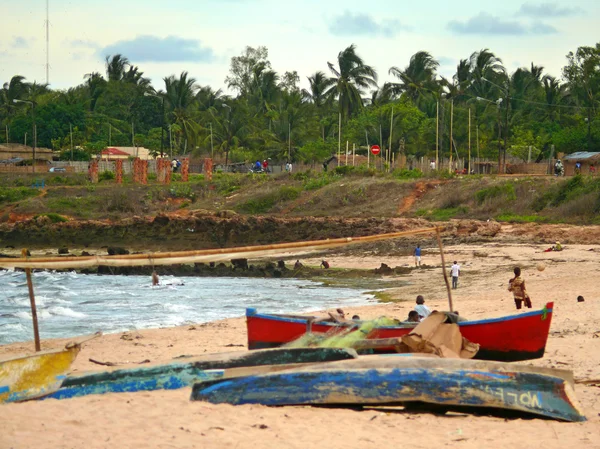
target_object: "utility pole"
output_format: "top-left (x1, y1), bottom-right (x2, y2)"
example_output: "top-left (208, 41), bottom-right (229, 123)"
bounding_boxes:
top-left (70, 123), bottom-right (73, 161)
top-left (337, 112), bottom-right (341, 167)
top-left (209, 123), bottom-right (214, 159)
top-left (288, 121), bottom-right (291, 161)
top-left (160, 97), bottom-right (165, 158)
top-left (468, 107), bottom-right (471, 175)
top-left (389, 106), bottom-right (394, 168)
top-left (365, 130), bottom-right (370, 168)
top-left (503, 89), bottom-right (509, 173)
top-left (436, 101), bottom-right (439, 170)
top-left (449, 100), bottom-right (453, 173)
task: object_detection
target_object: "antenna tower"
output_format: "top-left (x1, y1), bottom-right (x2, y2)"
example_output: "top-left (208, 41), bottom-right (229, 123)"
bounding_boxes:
top-left (45, 0), bottom-right (50, 84)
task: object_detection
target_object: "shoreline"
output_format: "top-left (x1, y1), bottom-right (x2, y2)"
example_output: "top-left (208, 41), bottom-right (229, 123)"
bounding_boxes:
top-left (1, 242), bottom-right (599, 449)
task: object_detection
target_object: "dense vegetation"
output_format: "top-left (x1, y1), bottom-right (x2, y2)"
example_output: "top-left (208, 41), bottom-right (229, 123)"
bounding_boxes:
top-left (1, 43), bottom-right (599, 165)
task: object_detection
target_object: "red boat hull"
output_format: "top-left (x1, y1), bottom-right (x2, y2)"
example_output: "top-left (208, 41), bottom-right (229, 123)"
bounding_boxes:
top-left (246, 303), bottom-right (554, 362)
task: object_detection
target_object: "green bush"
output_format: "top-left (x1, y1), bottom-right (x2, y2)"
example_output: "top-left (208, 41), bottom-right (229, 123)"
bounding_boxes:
top-left (172, 173), bottom-right (182, 182)
top-left (475, 183), bottom-right (516, 204)
top-left (392, 168), bottom-right (423, 179)
top-left (333, 165), bottom-right (356, 176)
top-left (0, 187), bottom-right (39, 204)
top-left (34, 213), bottom-right (68, 223)
top-left (98, 170), bottom-right (115, 182)
top-left (303, 174), bottom-right (336, 191)
top-left (169, 183), bottom-right (196, 201)
top-left (236, 186), bottom-right (301, 214)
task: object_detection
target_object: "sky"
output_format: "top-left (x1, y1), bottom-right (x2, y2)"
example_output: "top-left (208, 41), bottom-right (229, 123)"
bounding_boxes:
top-left (1, 0), bottom-right (598, 93)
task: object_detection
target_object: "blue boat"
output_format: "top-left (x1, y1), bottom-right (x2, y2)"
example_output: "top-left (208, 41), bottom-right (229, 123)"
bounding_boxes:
top-left (45, 347), bottom-right (358, 400)
top-left (191, 355), bottom-right (586, 422)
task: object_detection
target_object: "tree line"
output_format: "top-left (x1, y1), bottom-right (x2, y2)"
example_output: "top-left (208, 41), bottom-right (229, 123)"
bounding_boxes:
top-left (0, 42), bottom-right (599, 165)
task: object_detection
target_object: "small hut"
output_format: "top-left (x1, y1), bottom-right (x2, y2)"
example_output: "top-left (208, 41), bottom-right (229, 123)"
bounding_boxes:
top-left (563, 152), bottom-right (600, 176)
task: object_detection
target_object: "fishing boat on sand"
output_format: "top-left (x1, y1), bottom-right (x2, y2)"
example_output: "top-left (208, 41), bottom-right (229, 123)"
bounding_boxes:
top-left (45, 347), bottom-right (358, 400)
top-left (191, 354), bottom-right (586, 423)
top-left (0, 343), bottom-right (82, 403)
top-left (246, 302), bottom-right (554, 362)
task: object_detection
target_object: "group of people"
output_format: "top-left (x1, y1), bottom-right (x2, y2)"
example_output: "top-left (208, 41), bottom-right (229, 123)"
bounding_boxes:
top-left (171, 159), bottom-right (182, 173)
top-left (253, 159), bottom-right (270, 173)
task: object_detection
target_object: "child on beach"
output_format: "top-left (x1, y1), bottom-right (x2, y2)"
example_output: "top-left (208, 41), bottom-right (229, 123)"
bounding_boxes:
top-left (508, 267), bottom-right (532, 310)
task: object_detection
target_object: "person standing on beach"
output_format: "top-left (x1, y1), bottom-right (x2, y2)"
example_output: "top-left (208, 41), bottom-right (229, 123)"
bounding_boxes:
top-left (450, 261), bottom-right (460, 289)
top-left (508, 267), bottom-right (532, 309)
top-left (414, 245), bottom-right (422, 267)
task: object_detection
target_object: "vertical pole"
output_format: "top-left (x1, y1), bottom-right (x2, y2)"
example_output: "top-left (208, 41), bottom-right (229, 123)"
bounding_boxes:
top-left (337, 112), bottom-right (341, 167)
top-left (70, 123), bottom-right (74, 161)
top-left (46, 0), bottom-right (49, 85)
top-left (352, 143), bottom-right (355, 166)
top-left (32, 104), bottom-right (36, 173)
top-left (379, 125), bottom-right (383, 171)
top-left (22, 249), bottom-right (41, 352)
top-left (528, 146), bottom-right (532, 164)
top-left (389, 106), bottom-right (394, 168)
top-left (365, 130), bottom-right (370, 168)
top-left (468, 107), bottom-right (471, 175)
top-left (435, 229), bottom-right (453, 313)
top-left (210, 123), bottom-right (214, 159)
top-left (160, 97), bottom-right (165, 158)
top-left (288, 121), bottom-right (291, 160)
top-left (109, 123), bottom-right (112, 146)
top-left (436, 101), bottom-right (439, 170)
top-left (504, 89), bottom-right (509, 173)
top-left (169, 125), bottom-right (173, 158)
top-left (345, 141), bottom-right (349, 166)
top-left (449, 100), bottom-right (453, 173)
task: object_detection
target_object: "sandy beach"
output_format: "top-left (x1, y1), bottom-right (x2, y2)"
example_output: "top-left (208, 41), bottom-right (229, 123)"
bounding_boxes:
top-left (1, 242), bottom-right (599, 449)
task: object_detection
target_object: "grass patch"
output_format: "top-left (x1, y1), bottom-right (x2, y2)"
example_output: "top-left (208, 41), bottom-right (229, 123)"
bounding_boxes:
top-left (392, 168), bottom-right (423, 179)
top-left (0, 187), bottom-right (39, 204)
top-left (364, 290), bottom-right (402, 303)
top-left (416, 206), bottom-right (468, 221)
top-left (236, 186), bottom-right (302, 214)
top-left (475, 183), bottom-right (516, 204)
top-left (33, 213), bottom-right (68, 223)
top-left (495, 213), bottom-right (550, 223)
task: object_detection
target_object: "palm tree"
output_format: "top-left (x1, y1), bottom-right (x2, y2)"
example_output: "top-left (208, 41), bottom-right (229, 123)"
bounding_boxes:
top-left (0, 75), bottom-right (29, 128)
top-left (326, 44), bottom-right (378, 121)
top-left (208, 102), bottom-right (248, 165)
top-left (389, 51), bottom-right (440, 106)
top-left (543, 75), bottom-right (567, 123)
top-left (105, 54), bottom-right (130, 82)
top-left (83, 72), bottom-right (106, 111)
top-left (467, 49), bottom-right (506, 100)
top-left (163, 72), bottom-right (199, 152)
top-left (302, 71), bottom-right (335, 140)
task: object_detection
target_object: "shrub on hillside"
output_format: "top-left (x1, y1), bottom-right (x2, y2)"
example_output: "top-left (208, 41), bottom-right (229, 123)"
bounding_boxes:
top-left (475, 183), bottom-right (516, 204)
top-left (98, 170), bottom-right (116, 182)
top-left (0, 187), bottom-right (38, 204)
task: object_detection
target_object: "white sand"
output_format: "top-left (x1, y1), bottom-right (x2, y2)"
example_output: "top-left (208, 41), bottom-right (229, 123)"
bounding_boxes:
top-left (1, 242), bottom-right (599, 448)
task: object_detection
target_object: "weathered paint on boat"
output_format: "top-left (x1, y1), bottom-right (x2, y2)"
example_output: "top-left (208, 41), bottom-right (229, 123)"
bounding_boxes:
top-left (0, 345), bottom-right (81, 403)
top-left (46, 347), bottom-right (358, 400)
top-left (246, 303), bottom-right (554, 362)
top-left (191, 355), bottom-right (586, 423)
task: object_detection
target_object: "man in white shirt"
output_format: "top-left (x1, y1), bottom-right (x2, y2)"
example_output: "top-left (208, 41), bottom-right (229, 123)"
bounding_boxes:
top-left (414, 295), bottom-right (431, 320)
top-left (450, 261), bottom-right (460, 289)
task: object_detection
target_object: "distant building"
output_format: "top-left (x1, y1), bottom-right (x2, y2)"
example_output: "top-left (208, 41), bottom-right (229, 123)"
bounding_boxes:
top-left (101, 146), bottom-right (155, 161)
top-left (563, 152), bottom-right (600, 175)
top-left (0, 144), bottom-right (53, 163)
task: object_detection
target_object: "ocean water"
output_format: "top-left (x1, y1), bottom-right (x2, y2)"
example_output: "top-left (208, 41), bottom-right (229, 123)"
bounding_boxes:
top-left (0, 269), bottom-right (374, 344)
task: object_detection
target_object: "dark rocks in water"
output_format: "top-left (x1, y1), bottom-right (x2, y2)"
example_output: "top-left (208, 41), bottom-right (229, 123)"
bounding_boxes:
top-left (374, 263), bottom-right (393, 275)
top-left (265, 262), bottom-right (276, 271)
top-left (231, 258), bottom-right (249, 270)
top-left (107, 247), bottom-right (130, 256)
top-left (209, 262), bottom-right (215, 268)
top-left (81, 251), bottom-right (91, 256)
top-left (0, 253), bottom-right (17, 259)
top-left (58, 247), bottom-right (69, 255)
top-left (217, 263), bottom-right (227, 268)
top-left (277, 260), bottom-right (286, 269)
top-left (272, 269), bottom-right (282, 278)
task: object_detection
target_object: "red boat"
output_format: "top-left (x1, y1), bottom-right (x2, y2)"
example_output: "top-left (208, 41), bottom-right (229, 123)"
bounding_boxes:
top-left (246, 302), bottom-right (554, 362)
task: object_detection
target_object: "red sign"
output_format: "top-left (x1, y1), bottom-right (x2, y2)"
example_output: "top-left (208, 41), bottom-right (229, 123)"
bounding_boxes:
top-left (370, 145), bottom-right (381, 155)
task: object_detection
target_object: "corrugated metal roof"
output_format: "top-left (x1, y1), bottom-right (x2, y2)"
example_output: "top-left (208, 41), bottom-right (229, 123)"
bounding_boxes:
top-left (564, 152), bottom-right (600, 160)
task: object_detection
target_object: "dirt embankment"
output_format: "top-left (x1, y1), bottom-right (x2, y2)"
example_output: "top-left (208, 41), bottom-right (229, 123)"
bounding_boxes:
top-left (2, 211), bottom-right (600, 252)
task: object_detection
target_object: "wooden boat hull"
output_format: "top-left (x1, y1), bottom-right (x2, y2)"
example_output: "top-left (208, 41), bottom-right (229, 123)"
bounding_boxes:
top-left (191, 355), bottom-right (586, 423)
top-left (45, 347), bottom-right (357, 400)
top-left (0, 345), bottom-right (81, 403)
top-left (246, 303), bottom-right (554, 362)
